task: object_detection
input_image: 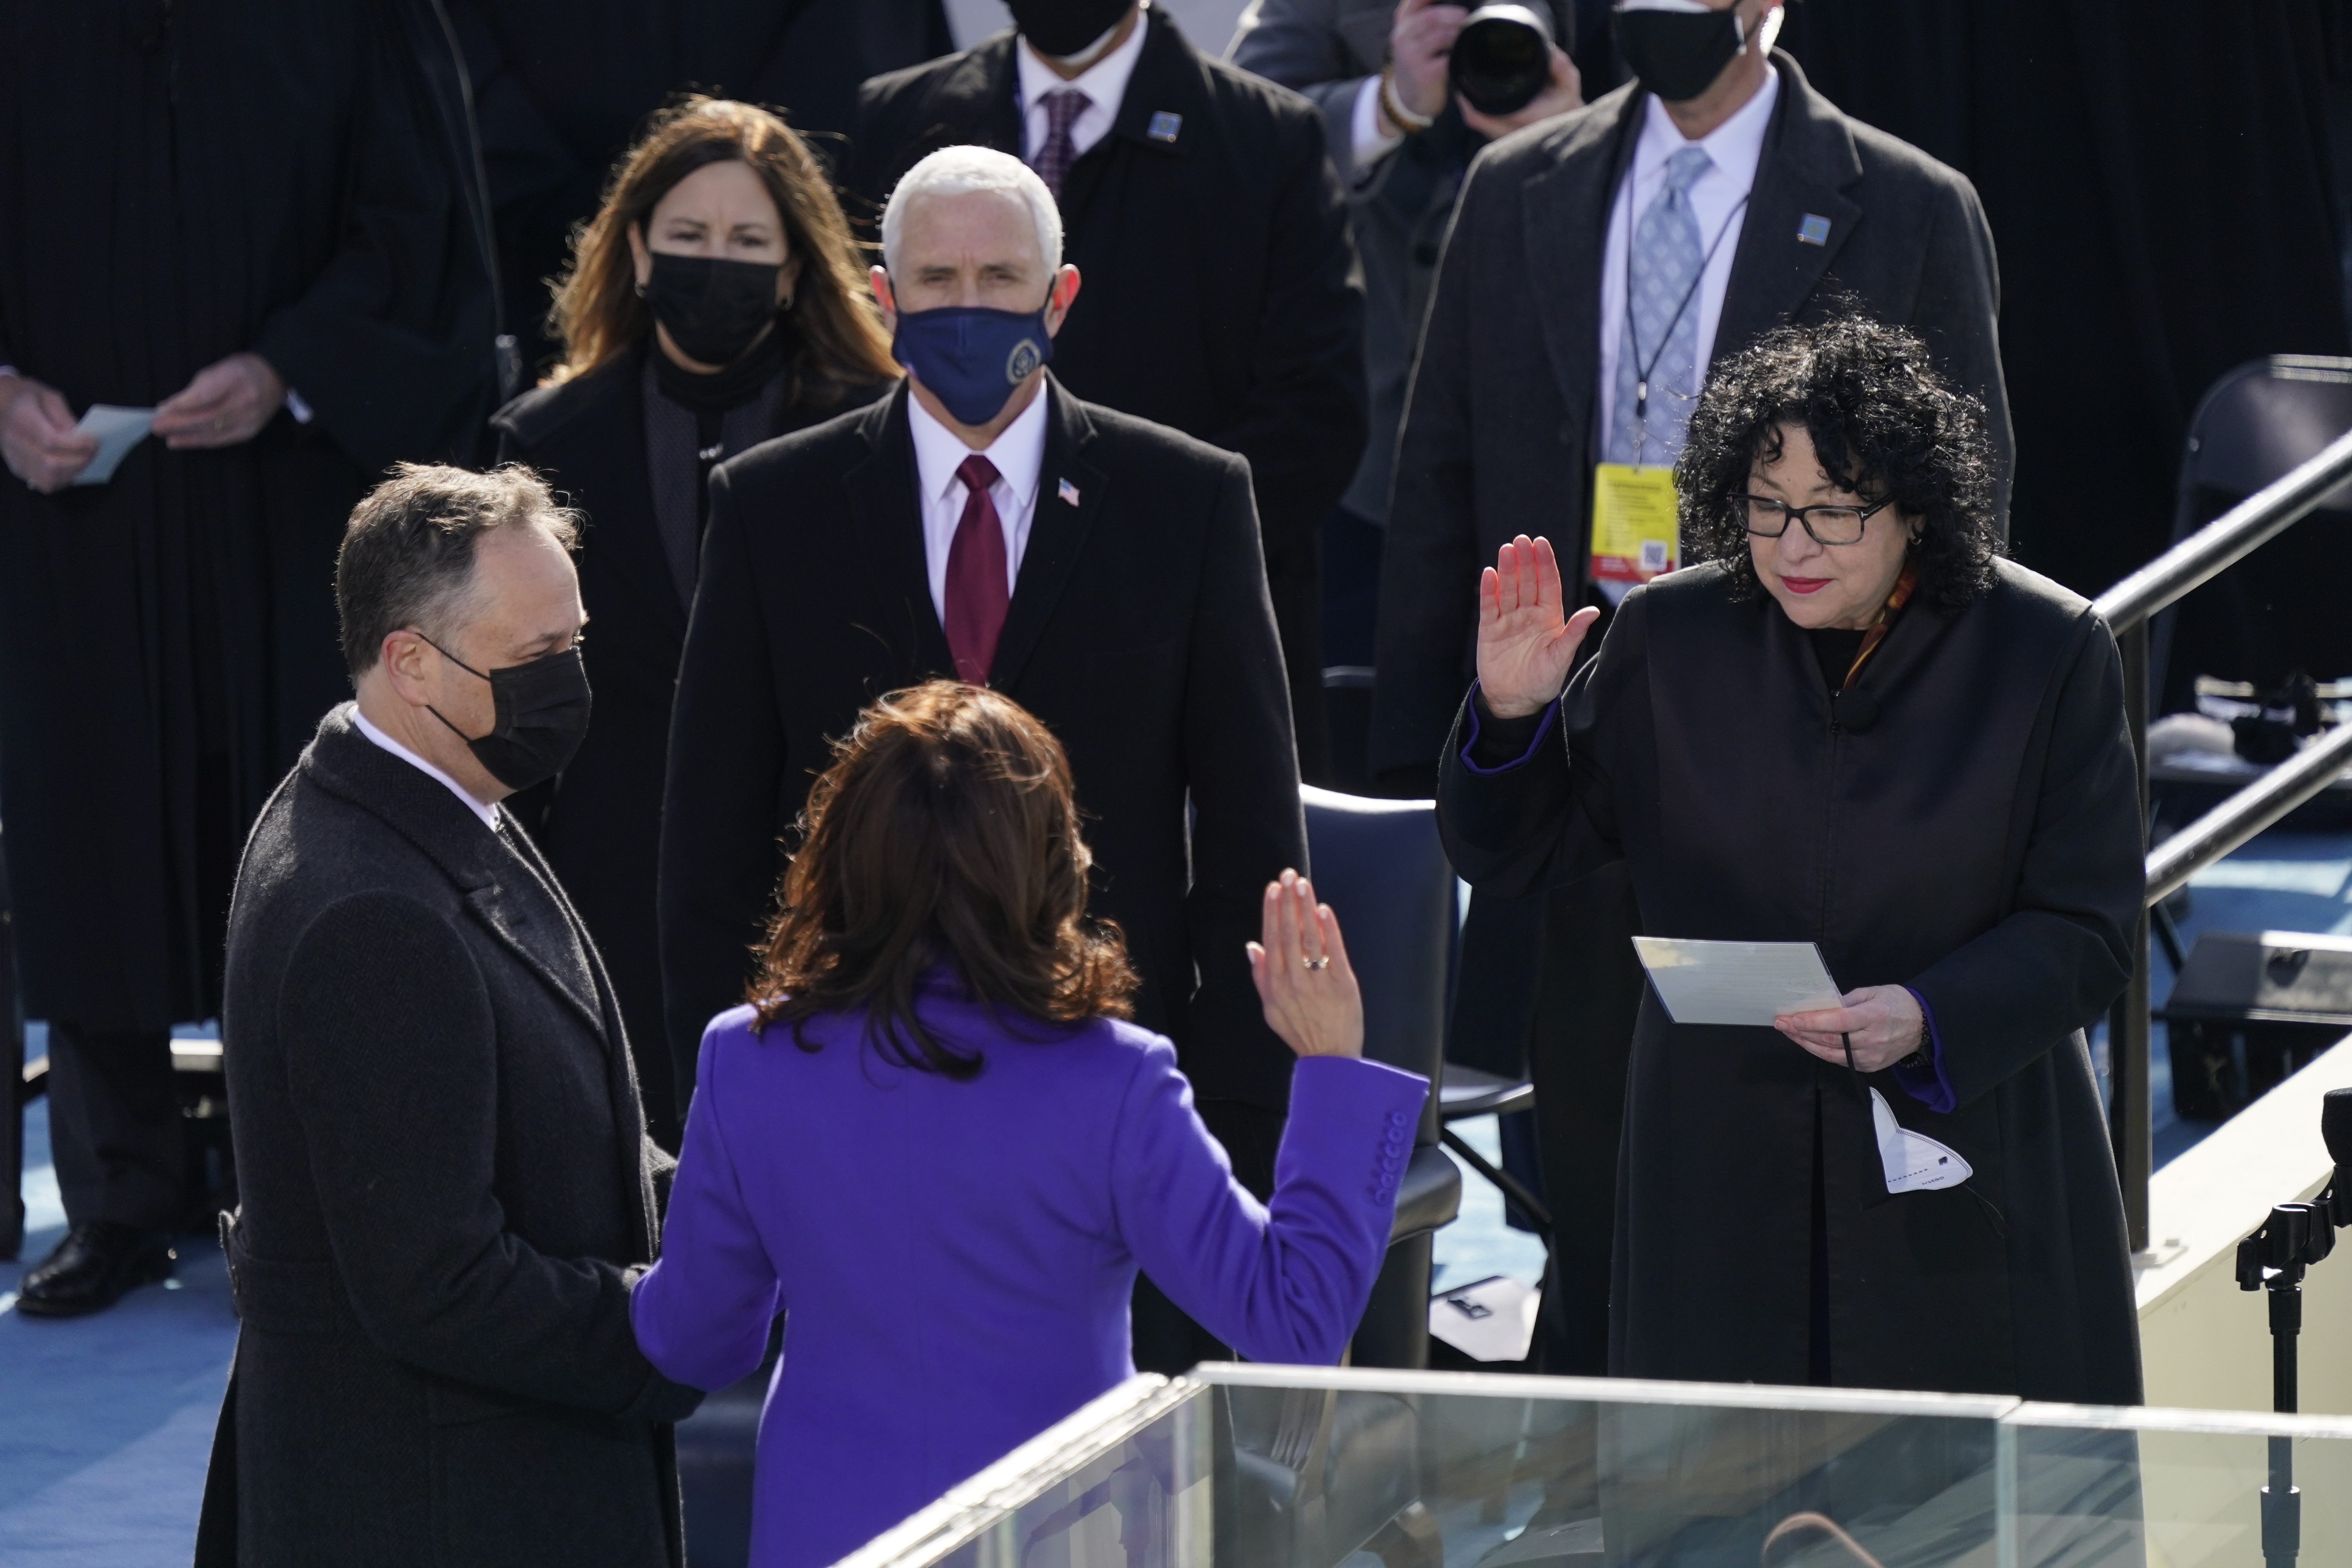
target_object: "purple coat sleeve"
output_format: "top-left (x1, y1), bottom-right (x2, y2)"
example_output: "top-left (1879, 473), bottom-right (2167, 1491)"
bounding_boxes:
top-left (1112, 1049), bottom-right (1429, 1366)
top-left (630, 1024), bottom-right (781, 1392)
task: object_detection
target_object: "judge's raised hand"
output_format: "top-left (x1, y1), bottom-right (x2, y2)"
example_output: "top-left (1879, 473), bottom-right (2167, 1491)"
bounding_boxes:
top-left (153, 352), bottom-right (286, 450)
top-left (1247, 869), bottom-right (1363, 1060)
top-left (1775, 985), bottom-right (1926, 1073)
top-left (0, 373), bottom-right (100, 492)
top-left (1477, 534), bottom-right (1599, 719)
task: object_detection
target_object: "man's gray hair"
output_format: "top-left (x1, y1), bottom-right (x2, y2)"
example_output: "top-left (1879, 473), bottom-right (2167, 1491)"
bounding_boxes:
top-left (334, 463), bottom-right (579, 680)
top-left (881, 145), bottom-right (1063, 278)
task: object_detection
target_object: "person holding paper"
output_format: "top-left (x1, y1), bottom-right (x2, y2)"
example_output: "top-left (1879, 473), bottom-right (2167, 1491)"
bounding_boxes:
top-left (0, 3), bottom-right (500, 1316)
top-left (1438, 316), bottom-right (2143, 1405)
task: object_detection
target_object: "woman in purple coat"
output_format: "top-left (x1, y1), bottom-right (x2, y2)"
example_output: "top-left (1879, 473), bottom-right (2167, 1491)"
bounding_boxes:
top-left (631, 680), bottom-right (1426, 1568)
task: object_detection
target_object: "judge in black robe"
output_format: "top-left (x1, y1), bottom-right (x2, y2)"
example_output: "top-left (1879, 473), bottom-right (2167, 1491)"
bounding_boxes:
top-left (0, 0), bottom-right (499, 1306)
top-left (1441, 319), bottom-right (2143, 1403)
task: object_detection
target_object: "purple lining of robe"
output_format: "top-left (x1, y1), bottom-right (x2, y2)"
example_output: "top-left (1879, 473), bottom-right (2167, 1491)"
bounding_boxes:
top-left (631, 993), bottom-right (1427, 1568)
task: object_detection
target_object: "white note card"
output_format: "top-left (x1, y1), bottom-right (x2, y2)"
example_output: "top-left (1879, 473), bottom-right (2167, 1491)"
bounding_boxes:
top-left (71, 404), bottom-right (156, 486)
top-left (1631, 936), bottom-right (1844, 1026)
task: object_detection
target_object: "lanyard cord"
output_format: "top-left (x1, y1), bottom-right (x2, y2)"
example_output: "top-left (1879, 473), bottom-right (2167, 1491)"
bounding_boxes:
top-left (1624, 180), bottom-right (1751, 430)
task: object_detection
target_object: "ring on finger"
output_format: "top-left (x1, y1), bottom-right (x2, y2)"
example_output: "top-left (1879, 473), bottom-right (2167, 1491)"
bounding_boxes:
top-left (1303, 956), bottom-right (1330, 971)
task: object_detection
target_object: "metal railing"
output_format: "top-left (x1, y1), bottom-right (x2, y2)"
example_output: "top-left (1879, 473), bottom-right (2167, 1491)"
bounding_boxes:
top-left (2092, 426), bottom-right (2352, 1251)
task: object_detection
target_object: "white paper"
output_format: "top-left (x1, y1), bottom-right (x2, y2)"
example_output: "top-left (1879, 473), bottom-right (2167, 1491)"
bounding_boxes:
top-left (1871, 1088), bottom-right (1972, 1192)
top-left (1630, 936), bottom-right (1844, 1026)
top-left (71, 404), bottom-right (156, 485)
top-left (1428, 1274), bottom-right (1540, 1363)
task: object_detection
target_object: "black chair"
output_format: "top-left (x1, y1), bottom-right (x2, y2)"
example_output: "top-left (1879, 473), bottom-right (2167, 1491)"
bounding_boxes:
top-left (2154, 355), bottom-right (2352, 715)
top-left (1298, 784), bottom-right (1462, 1370)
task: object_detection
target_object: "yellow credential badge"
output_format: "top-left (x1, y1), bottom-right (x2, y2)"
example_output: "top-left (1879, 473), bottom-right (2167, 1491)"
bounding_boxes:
top-left (1590, 463), bottom-right (1679, 590)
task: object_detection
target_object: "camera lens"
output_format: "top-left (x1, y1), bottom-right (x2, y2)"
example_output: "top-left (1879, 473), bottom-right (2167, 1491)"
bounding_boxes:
top-left (1449, 5), bottom-right (1554, 118)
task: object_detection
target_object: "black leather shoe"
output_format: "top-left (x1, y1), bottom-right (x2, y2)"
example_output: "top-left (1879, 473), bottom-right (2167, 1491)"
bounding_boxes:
top-left (15, 1222), bottom-right (176, 1318)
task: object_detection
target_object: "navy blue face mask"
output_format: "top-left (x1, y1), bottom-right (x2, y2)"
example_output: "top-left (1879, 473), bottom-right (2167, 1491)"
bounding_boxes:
top-left (890, 304), bottom-right (1054, 426)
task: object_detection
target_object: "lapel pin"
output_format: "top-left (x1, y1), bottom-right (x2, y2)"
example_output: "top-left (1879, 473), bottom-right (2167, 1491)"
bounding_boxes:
top-left (1796, 213), bottom-right (1832, 246)
top-left (1058, 477), bottom-right (1081, 506)
top-left (1146, 111), bottom-right (1182, 143)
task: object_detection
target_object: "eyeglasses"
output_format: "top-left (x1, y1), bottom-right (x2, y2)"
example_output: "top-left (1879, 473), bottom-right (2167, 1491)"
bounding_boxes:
top-left (1731, 493), bottom-right (1898, 547)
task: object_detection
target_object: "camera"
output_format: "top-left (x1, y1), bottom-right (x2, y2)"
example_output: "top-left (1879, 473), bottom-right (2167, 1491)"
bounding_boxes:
top-left (1448, 4), bottom-right (1561, 118)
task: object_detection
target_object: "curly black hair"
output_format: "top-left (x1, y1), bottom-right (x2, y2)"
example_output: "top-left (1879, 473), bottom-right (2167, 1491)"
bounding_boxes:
top-left (1674, 313), bottom-right (2002, 608)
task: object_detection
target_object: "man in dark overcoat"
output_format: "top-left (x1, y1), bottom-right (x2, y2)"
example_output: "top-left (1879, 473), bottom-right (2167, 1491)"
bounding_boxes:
top-left (196, 466), bottom-right (700, 1567)
top-left (658, 150), bottom-right (1306, 1376)
top-left (843, 1), bottom-right (1366, 780)
top-left (1372, 5), bottom-right (2013, 1370)
top-left (0, 0), bottom-right (501, 1312)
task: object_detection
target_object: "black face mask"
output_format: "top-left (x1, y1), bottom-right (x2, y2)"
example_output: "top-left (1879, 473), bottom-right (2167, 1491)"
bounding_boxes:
top-left (1008, 0), bottom-right (1133, 58)
top-left (642, 251), bottom-right (781, 367)
top-left (1612, 5), bottom-right (1747, 103)
top-left (423, 639), bottom-right (593, 793)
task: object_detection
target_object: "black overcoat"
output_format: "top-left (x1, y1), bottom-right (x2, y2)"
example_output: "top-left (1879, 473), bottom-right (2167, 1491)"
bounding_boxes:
top-left (197, 708), bottom-right (699, 1567)
top-left (844, 9), bottom-right (1366, 776)
top-left (1438, 560), bottom-right (2144, 1404)
top-left (658, 380), bottom-right (1306, 1115)
top-left (0, 0), bottom-right (498, 1030)
top-left (491, 350), bottom-right (888, 1145)
top-left (1376, 53), bottom-right (2013, 782)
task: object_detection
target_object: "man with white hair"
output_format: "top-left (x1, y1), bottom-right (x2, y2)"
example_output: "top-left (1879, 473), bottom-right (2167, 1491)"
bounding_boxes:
top-left (846, 3), bottom-right (1363, 784)
top-left (658, 145), bottom-right (1308, 1369)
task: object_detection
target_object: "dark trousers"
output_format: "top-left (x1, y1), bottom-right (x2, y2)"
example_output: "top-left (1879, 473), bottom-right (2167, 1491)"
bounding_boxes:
top-left (46, 1022), bottom-right (183, 1232)
top-left (1130, 1097), bottom-right (1283, 1375)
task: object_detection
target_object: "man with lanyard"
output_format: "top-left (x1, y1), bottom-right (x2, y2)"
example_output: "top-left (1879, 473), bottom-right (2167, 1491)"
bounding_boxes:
top-left (1371, 0), bottom-right (2009, 1372)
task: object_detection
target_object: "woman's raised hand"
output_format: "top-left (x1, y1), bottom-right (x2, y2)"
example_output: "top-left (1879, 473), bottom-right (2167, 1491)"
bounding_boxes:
top-left (1477, 535), bottom-right (1600, 719)
top-left (1247, 870), bottom-right (1363, 1060)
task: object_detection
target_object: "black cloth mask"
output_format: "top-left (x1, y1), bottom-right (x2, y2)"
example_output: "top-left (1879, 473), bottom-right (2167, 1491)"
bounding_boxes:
top-left (1612, 5), bottom-right (1746, 103)
top-left (1008, 0), bottom-right (1134, 58)
top-left (642, 252), bottom-right (782, 367)
top-left (423, 639), bottom-right (593, 793)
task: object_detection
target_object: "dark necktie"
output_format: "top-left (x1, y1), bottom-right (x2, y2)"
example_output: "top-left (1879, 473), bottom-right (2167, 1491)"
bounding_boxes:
top-left (944, 454), bottom-right (1009, 685)
top-left (1034, 88), bottom-right (1091, 201)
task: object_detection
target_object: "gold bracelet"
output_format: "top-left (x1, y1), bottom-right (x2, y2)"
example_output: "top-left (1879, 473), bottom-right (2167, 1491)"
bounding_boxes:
top-left (1379, 65), bottom-right (1434, 136)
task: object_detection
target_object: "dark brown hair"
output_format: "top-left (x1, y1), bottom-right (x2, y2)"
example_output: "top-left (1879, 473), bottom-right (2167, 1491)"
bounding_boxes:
top-left (548, 97), bottom-right (899, 399)
top-left (749, 681), bottom-right (1136, 1076)
top-left (335, 463), bottom-right (579, 679)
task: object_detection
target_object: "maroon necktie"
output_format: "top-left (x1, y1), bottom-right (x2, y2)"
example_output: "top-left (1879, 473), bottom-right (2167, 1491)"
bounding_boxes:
top-left (1033, 88), bottom-right (1091, 201)
top-left (943, 454), bottom-right (1009, 685)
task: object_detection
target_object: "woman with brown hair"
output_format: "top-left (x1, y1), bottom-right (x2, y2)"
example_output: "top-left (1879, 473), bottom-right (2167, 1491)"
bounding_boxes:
top-left (631, 681), bottom-right (1425, 1568)
top-left (492, 98), bottom-right (898, 1143)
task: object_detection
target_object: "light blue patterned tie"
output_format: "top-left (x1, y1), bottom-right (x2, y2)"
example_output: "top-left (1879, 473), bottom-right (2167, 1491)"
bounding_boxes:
top-left (1608, 147), bottom-right (1715, 467)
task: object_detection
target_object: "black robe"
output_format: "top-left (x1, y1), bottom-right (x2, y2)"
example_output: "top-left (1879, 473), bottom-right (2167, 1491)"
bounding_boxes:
top-left (1439, 558), bottom-right (2145, 1404)
top-left (0, 0), bottom-right (499, 1030)
top-left (491, 346), bottom-right (887, 1146)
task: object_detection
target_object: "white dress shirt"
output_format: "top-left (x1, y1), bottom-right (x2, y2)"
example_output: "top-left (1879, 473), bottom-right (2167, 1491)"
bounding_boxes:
top-left (1595, 66), bottom-right (1780, 445)
top-left (1016, 6), bottom-right (1151, 166)
top-left (1347, 75), bottom-right (1405, 177)
top-left (907, 385), bottom-right (1050, 625)
top-left (352, 705), bottom-right (501, 831)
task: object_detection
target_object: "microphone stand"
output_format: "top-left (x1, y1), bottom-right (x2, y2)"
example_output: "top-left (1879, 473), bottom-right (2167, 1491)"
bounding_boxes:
top-left (2236, 1200), bottom-right (2333, 1567)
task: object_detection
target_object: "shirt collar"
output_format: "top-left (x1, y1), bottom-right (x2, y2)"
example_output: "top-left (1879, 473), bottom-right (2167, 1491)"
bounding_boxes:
top-left (1016, 4), bottom-right (1150, 124)
top-left (907, 380), bottom-right (1051, 511)
top-left (352, 704), bottom-right (502, 831)
top-left (1634, 60), bottom-right (1780, 195)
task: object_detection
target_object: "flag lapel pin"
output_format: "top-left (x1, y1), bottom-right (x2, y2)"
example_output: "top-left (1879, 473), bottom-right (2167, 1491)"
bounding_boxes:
top-left (1058, 477), bottom-right (1081, 506)
top-left (1147, 111), bottom-right (1182, 143)
top-left (1796, 213), bottom-right (1832, 246)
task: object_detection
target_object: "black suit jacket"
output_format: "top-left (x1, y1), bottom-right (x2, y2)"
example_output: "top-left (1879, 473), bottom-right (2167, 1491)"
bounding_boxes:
top-left (659, 380), bottom-right (1306, 1113)
top-left (1373, 54), bottom-right (2013, 782)
top-left (490, 350), bottom-right (888, 1145)
top-left (199, 707), bottom-right (698, 1568)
